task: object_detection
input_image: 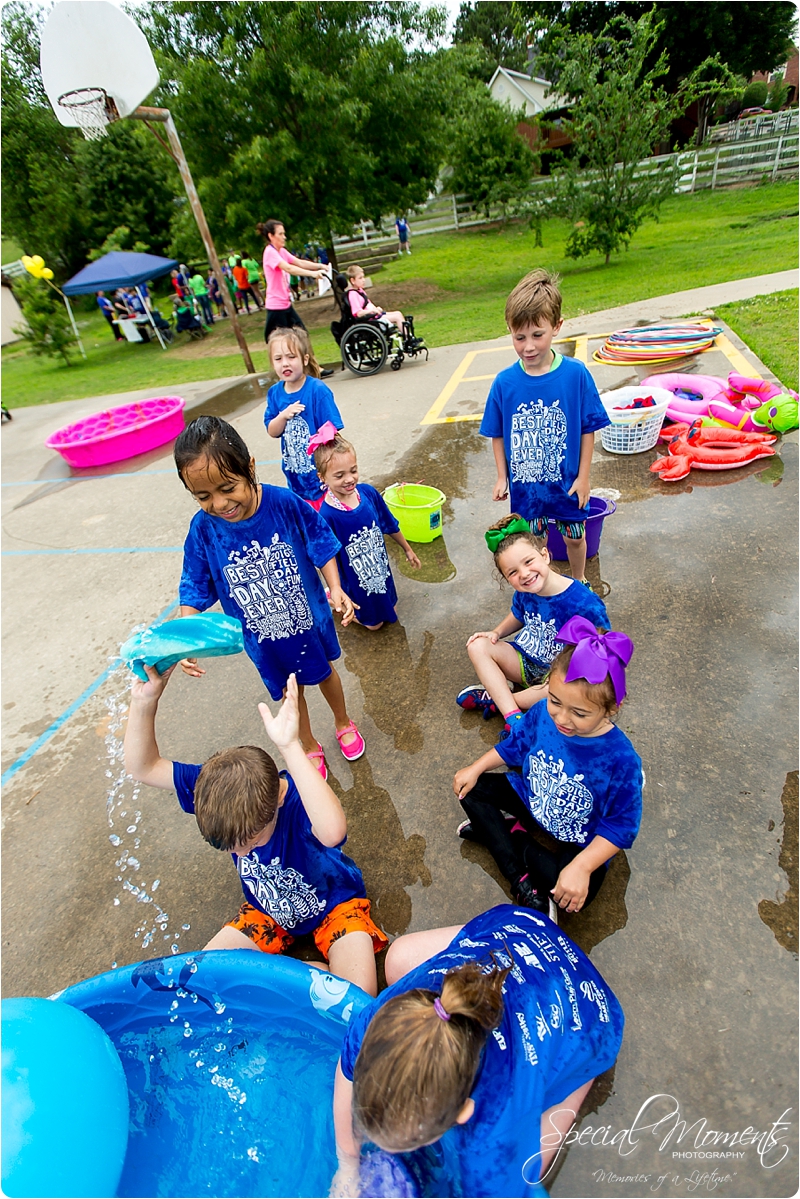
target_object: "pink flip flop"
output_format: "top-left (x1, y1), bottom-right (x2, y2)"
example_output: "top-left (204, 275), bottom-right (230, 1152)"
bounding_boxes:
top-left (335, 720), bottom-right (365, 761)
top-left (306, 743), bottom-right (327, 780)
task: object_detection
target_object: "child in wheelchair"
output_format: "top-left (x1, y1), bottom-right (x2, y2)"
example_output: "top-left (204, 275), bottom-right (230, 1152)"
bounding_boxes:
top-left (172, 295), bottom-right (208, 339)
top-left (345, 265), bottom-right (405, 333)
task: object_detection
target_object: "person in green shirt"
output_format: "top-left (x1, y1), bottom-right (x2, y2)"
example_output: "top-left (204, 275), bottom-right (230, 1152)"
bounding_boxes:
top-left (189, 272), bottom-right (214, 326)
top-left (242, 256), bottom-right (264, 309)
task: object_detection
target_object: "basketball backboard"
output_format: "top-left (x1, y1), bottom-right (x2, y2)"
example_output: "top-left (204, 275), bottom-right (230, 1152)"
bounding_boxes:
top-left (40, 1), bottom-right (159, 128)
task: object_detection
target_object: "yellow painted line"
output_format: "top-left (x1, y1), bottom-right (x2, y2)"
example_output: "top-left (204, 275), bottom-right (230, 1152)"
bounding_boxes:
top-left (573, 336), bottom-right (589, 364)
top-left (420, 351), bottom-right (477, 425)
top-left (714, 331), bottom-right (761, 378)
top-left (462, 374), bottom-right (499, 382)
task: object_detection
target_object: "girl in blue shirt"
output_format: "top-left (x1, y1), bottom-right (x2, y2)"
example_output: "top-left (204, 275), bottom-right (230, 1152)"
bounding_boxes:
top-left (454, 617), bottom-right (642, 917)
top-left (331, 905), bottom-right (624, 1199)
top-left (264, 326), bottom-right (342, 508)
top-left (175, 416), bottom-right (365, 778)
top-left (458, 513), bottom-right (610, 725)
top-left (314, 432), bottom-right (421, 629)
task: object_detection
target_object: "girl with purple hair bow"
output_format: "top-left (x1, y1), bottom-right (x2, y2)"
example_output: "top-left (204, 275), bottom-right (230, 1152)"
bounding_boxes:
top-left (453, 616), bottom-right (643, 920)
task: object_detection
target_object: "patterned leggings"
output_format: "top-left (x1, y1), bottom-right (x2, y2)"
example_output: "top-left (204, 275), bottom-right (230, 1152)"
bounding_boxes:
top-left (460, 773), bottom-right (606, 905)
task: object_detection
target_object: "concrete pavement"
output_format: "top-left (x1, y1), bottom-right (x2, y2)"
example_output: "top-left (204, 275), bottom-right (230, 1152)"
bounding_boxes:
top-left (2, 276), bottom-right (797, 1197)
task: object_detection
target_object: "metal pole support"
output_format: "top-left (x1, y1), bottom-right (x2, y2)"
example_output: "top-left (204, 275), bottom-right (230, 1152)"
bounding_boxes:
top-left (132, 105), bottom-right (255, 375)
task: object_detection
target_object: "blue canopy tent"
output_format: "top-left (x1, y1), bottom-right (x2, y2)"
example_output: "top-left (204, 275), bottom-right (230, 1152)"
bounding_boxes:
top-left (63, 251), bottom-right (179, 349)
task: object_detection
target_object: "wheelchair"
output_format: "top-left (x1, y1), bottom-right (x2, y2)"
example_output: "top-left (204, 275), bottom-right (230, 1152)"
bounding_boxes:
top-left (330, 273), bottom-right (428, 377)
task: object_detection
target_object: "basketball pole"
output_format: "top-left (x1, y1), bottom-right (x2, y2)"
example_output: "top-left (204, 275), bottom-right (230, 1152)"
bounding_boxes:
top-left (131, 106), bottom-right (256, 376)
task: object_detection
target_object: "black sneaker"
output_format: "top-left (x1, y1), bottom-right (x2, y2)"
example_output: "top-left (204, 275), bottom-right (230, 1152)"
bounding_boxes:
top-left (456, 819), bottom-right (480, 842)
top-left (512, 876), bottom-right (549, 914)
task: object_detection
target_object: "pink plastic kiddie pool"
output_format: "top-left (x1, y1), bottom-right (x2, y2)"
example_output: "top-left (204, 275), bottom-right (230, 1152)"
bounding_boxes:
top-left (45, 396), bottom-right (185, 468)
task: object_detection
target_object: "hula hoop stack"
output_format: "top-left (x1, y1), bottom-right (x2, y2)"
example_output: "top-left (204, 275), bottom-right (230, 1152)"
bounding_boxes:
top-left (593, 323), bottom-right (723, 366)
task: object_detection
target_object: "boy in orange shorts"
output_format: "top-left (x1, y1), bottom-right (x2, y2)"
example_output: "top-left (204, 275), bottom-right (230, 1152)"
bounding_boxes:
top-left (124, 670), bottom-right (385, 995)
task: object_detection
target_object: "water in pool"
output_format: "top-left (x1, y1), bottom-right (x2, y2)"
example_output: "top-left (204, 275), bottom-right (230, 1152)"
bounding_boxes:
top-left (114, 1012), bottom-right (339, 1197)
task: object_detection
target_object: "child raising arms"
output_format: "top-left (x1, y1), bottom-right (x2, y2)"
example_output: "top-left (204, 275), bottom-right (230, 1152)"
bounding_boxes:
top-left (124, 670), bottom-right (385, 995)
top-left (264, 326), bottom-right (342, 509)
top-left (314, 430), bottom-right (421, 630)
top-left (457, 514), bottom-right (609, 724)
top-left (455, 618), bottom-right (642, 917)
top-left (175, 416), bottom-right (364, 777)
top-left (480, 270), bottom-right (610, 586)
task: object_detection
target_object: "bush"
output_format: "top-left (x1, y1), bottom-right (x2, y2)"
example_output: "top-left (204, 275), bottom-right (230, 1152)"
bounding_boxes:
top-left (741, 80), bottom-right (769, 109)
top-left (13, 275), bottom-right (77, 365)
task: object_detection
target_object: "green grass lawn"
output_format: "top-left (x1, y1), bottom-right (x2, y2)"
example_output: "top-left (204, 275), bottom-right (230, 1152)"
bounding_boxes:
top-left (3, 181), bottom-right (797, 408)
top-left (715, 290), bottom-right (799, 392)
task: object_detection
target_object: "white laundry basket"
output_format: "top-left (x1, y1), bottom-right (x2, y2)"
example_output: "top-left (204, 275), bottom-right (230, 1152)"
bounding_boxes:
top-left (599, 386), bottom-right (673, 454)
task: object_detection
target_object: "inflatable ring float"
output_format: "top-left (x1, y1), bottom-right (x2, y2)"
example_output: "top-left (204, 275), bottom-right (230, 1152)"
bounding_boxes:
top-left (640, 373), bottom-right (727, 424)
top-left (707, 373), bottom-right (800, 432)
top-left (120, 612), bottom-right (244, 680)
top-left (650, 421), bottom-right (777, 482)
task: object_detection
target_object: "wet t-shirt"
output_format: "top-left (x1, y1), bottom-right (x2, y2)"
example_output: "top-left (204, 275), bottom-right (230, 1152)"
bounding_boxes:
top-left (496, 701), bottom-right (642, 848)
top-left (173, 765), bottom-right (365, 933)
top-left (264, 376), bottom-right (343, 502)
top-left (511, 582), bottom-right (610, 671)
top-left (480, 357), bottom-right (609, 523)
top-left (340, 904), bottom-right (624, 1199)
top-left (317, 484), bottom-right (400, 626)
top-left (179, 485), bottom-right (341, 699)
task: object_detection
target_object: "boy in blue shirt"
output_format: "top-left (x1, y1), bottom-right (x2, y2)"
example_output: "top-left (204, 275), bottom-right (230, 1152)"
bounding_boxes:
top-left (124, 669), bottom-right (386, 995)
top-left (480, 269), bottom-right (610, 586)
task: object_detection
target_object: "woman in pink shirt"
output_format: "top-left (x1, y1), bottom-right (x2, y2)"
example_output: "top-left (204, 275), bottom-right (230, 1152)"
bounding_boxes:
top-left (256, 219), bottom-right (329, 343)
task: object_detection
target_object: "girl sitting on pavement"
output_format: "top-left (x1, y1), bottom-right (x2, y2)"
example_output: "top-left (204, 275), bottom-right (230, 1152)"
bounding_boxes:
top-left (454, 618), bottom-right (642, 918)
top-left (345, 265), bottom-right (405, 332)
top-left (331, 904), bottom-right (624, 1199)
top-left (264, 326), bottom-right (342, 510)
top-left (175, 415), bottom-right (364, 779)
top-left (314, 429), bottom-right (421, 630)
top-left (457, 515), bottom-right (609, 728)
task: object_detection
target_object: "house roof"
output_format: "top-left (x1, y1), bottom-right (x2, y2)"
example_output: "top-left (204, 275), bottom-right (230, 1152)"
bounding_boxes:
top-left (487, 65), bottom-right (560, 113)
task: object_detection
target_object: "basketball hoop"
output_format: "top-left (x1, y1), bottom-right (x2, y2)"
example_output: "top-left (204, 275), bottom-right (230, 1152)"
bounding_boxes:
top-left (57, 87), bottom-right (120, 140)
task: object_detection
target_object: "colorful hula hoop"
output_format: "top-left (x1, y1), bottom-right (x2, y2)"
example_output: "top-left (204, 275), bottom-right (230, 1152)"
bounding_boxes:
top-left (593, 323), bottom-right (723, 366)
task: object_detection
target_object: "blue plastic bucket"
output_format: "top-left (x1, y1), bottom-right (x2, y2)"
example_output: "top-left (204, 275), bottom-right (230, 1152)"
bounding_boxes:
top-left (546, 496), bottom-right (616, 561)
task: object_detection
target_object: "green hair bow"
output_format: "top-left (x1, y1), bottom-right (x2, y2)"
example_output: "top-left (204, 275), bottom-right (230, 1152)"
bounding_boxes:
top-left (484, 518), bottom-right (532, 553)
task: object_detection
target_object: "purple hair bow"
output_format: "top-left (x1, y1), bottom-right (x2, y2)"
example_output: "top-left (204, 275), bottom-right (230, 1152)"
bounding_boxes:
top-left (306, 420), bottom-right (338, 456)
top-left (556, 616), bottom-right (634, 704)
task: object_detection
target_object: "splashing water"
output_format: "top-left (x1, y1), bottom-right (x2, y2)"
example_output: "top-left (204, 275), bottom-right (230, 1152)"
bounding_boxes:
top-left (114, 1015), bottom-right (339, 1197)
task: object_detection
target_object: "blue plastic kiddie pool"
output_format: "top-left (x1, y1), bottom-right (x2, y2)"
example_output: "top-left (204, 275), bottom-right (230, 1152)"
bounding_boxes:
top-left (58, 951), bottom-right (370, 1198)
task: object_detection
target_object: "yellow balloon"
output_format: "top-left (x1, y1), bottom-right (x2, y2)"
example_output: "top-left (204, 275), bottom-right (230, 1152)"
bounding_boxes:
top-left (31, 255), bottom-right (45, 270)
top-left (42, 268), bottom-right (54, 279)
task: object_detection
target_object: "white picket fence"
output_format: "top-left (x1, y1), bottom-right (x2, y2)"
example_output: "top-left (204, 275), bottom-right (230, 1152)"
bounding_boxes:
top-left (332, 127), bottom-right (800, 250)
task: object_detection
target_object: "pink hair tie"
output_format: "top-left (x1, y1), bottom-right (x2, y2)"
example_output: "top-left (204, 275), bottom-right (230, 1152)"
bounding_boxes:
top-left (433, 997), bottom-right (450, 1021)
top-left (306, 421), bottom-right (338, 455)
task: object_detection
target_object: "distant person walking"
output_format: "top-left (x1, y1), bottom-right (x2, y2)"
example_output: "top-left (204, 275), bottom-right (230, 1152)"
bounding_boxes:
top-left (97, 291), bottom-right (123, 341)
top-left (395, 215), bottom-right (411, 255)
top-left (189, 271), bottom-right (214, 326)
top-left (242, 254), bottom-right (264, 308)
top-left (256, 218), bottom-right (333, 376)
top-left (232, 258), bottom-right (256, 314)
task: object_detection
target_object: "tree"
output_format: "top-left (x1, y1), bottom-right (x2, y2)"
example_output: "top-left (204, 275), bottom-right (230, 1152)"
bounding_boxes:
top-left (538, 12), bottom-right (686, 265)
top-left (447, 87), bottom-right (536, 216)
top-left (517, 1), bottom-right (797, 141)
top-left (136, 1), bottom-right (452, 254)
top-left (453, 2), bottom-right (529, 78)
top-left (13, 275), bottom-right (77, 365)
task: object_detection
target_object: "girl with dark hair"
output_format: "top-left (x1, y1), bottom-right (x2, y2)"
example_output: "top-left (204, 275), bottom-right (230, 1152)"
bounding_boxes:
top-left (173, 416), bottom-right (366, 777)
top-left (455, 619), bottom-right (642, 917)
top-left (256, 218), bottom-right (329, 343)
top-left (331, 904), bottom-right (624, 1198)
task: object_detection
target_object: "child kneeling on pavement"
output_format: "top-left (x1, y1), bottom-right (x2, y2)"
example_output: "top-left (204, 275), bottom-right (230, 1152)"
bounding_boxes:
top-left (124, 668), bottom-right (385, 995)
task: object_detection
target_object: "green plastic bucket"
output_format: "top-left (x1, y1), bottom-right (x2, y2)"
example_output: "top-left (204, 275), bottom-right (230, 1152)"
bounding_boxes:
top-left (383, 483), bottom-right (446, 543)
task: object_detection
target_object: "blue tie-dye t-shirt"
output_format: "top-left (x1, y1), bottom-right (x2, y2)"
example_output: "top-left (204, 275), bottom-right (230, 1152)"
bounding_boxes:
top-left (264, 375), bottom-right (343, 502)
top-left (496, 701), bottom-right (642, 848)
top-left (480, 356), bottom-right (609, 523)
top-left (340, 904), bottom-right (624, 1199)
top-left (173, 764), bottom-right (365, 934)
top-left (510, 580), bottom-right (610, 671)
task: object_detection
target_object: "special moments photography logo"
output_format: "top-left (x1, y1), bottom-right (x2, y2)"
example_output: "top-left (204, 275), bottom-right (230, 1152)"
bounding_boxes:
top-left (524, 1093), bottom-right (793, 1190)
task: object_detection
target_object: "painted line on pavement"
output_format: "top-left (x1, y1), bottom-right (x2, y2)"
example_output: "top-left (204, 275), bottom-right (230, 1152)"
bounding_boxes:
top-left (1, 598), bottom-right (179, 788)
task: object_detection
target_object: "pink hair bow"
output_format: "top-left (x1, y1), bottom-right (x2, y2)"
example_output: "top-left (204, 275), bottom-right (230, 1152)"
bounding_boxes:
top-left (306, 421), bottom-right (338, 456)
top-left (556, 616), bottom-right (634, 704)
